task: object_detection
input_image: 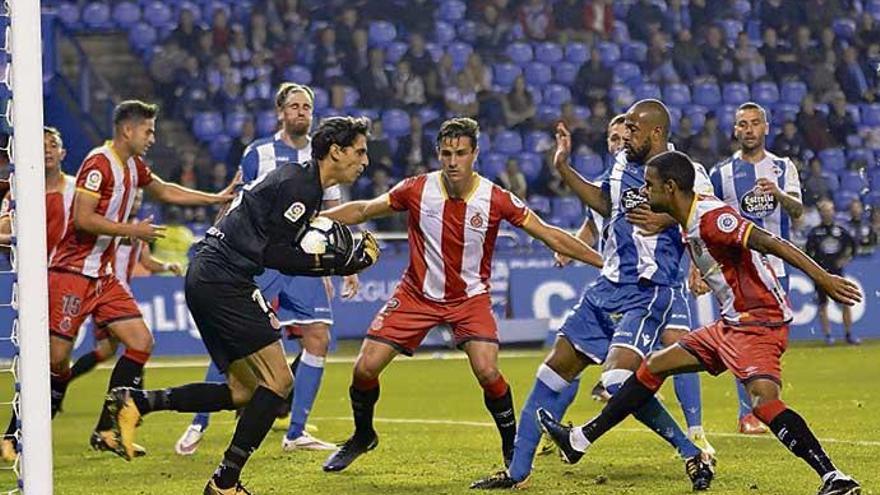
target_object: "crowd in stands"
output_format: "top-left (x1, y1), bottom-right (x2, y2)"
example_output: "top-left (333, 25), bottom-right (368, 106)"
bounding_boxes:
top-left (42, 0), bottom-right (880, 254)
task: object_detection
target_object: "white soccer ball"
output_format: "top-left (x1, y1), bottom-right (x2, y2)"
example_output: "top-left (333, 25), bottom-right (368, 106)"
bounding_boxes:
top-left (298, 216), bottom-right (336, 255)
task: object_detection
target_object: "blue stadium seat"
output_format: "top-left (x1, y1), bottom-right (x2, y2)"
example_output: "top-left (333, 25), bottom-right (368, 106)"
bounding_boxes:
top-left (256, 110), bottom-right (277, 136)
top-left (833, 18), bottom-right (857, 39)
top-left (773, 103), bottom-right (800, 127)
top-left (447, 42), bottom-right (473, 70)
top-left (751, 82), bottom-right (780, 106)
top-left (662, 83), bottom-right (691, 107)
top-left (846, 104), bottom-right (861, 124)
top-left (112, 2), bottom-right (141, 29)
top-left (834, 190), bottom-right (860, 211)
top-left (864, 190), bottom-right (880, 208)
top-left (573, 153), bottom-right (605, 179)
top-left (283, 65), bottom-right (312, 85)
top-left (840, 171), bottom-right (868, 194)
top-left (209, 134), bottom-right (232, 162)
top-left (225, 110), bottom-right (248, 137)
top-left (57, 2), bottom-right (81, 29)
top-left (385, 41), bottom-right (409, 64)
top-left (693, 82), bottom-right (721, 107)
top-left (82, 2), bottom-right (112, 29)
top-left (552, 197), bottom-right (583, 226)
top-left (553, 62), bottom-right (579, 85)
top-left (434, 21), bottom-right (456, 45)
top-left (621, 41), bottom-right (647, 63)
top-left (518, 152), bottom-right (543, 182)
top-left (720, 19), bottom-right (743, 44)
top-left (861, 103), bottom-right (880, 126)
top-left (722, 82), bottom-right (750, 105)
top-left (535, 42), bottom-right (564, 64)
top-left (494, 63), bottom-right (521, 89)
top-left (524, 130), bottom-right (551, 153)
top-left (870, 168), bottom-right (880, 188)
top-left (684, 105), bottom-right (708, 132)
top-left (350, 108), bottom-right (380, 121)
top-left (457, 20), bottom-right (478, 43)
top-left (818, 148), bottom-right (846, 172)
top-left (494, 130), bottom-right (522, 154)
top-left (524, 62), bottom-right (552, 86)
top-left (536, 105), bottom-right (562, 125)
top-left (543, 84), bottom-right (572, 106)
top-left (417, 106), bottom-right (440, 125)
top-left (528, 195), bottom-right (552, 216)
top-left (139, 202), bottom-right (163, 224)
top-left (734, 0), bottom-right (752, 17)
top-left (565, 42), bottom-right (589, 65)
top-left (143, 1), bottom-right (173, 29)
top-left (780, 81), bottom-right (808, 105)
top-left (128, 22), bottom-right (157, 52)
top-left (635, 83), bottom-right (661, 100)
top-left (178, 2), bottom-right (202, 24)
top-left (612, 20), bottom-right (630, 44)
top-left (505, 42), bottom-right (533, 65)
top-left (437, 0), bottom-right (467, 22)
top-left (479, 153), bottom-right (507, 180)
top-left (847, 148), bottom-right (874, 165)
top-left (613, 62), bottom-right (642, 85)
top-left (573, 105), bottom-right (591, 121)
top-left (528, 85), bottom-right (543, 106)
top-left (369, 21), bottom-right (396, 47)
top-left (668, 106), bottom-right (683, 132)
top-left (342, 86), bottom-right (360, 107)
top-left (821, 171), bottom-right (840, 191)
top-left (382, 109), bottom-right (410, 138)
top-left (597, 41), bottom-right (621, 66)
top-left (847, 134), bottom-right (864, 148)
top-left (193, 111), bottom-right (224, 142)
top-left (608, 85), bottom-right (635, 114)
top-left (478, 132), bottom-right (491, 153)
top-left (312, 87), bottom-right (329, 110)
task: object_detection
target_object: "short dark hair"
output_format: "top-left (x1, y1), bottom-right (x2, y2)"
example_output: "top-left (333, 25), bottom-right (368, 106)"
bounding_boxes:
top-left (736, 101), bottom-right (768, 122)
top-left (436, 117), bottom-right (480, 150)
top-left (113, 100), bottom-right (159, 127)
top-left (44, 126), bottom-right (63, 147)
top-left (312, 116), bottom-right (371, 160)
top-left (645, 150), bottom-right (695, 191)
top-left (275, 82), bottom-right (315, 109)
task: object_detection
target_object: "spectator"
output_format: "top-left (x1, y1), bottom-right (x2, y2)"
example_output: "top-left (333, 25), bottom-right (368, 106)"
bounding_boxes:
top-left (435, 53), bottom-right (457, 95)
top-left (688, 131), bottom-right (718, 168)
top-left (367, 120), bottom-right (394, 172)
top-left (818, 26), bottom-right (840, 61)
top-left (625, 0), bottom-right (664, 41)
top-left (149, 40), bottom-right (189, 104)
top-left (672, 115), bottom-right (695, 152)
top-left (856, 12), bottom-right (880, 50)
top-left (150, 207), bottom-right (196, 276)
top-left (228, 24), bottom-right (252, 69)
top-left (500, 75), bottom-right (535, 128)
top-left (701, 25), bottom-right (734, 80)
top-left (205, 161), bottom-right (232, 191)
top-left (359, 48), bottom-right (393, 108)
top-left (584, 99), bottom-right (611, 153)
top-left (215, 76), bottom-right (246, 113)
top-left (398, 0), bottom-right (434, 34)
top-left (688, 0), bottom-right (712, 35)
top-left (582, 0), bottom-right (614, 41)
top-left (395, 115), bottom-right (433, 174)
top-left (663, 0), bottom-right (691, 34)
top-left (734, 32), bottom-right (767, 83)
top-left (194, 29), bottom-right (216, 68)
top-left (344, 29), bottom-right (370, 76)
top-left (365, 168), bottom-right (405, 231)
top-left (464, 53), bottom-right (493, 95)
top-left (771, 120), bottom-right (806, 160)
top-left (171, 151), bottom-right (202, 190)
top-left (313, 27), bottom-right (346, 86)
top-left (701, 112), bottom-right (729, 158)
top-left (760, 27), bottom-right (799, 79)
top-left (211, 8), bottom-right (231, 52)
top-left (392, 60), bottom-right (427, 108)
top-left (475, 4), bottom-right (512, 51)
top-left (792, 26), bottom-right (820, 79)
top-left (672, 29), bottom-right (705, 81)
top-left (836, 46), bottom-right (875, 102)
top-left (805, 0), bottom-right (842, 35)
top-left (518, 0), bottom-right (554, 41)
top-left (760, 0), bottom-right (801, 37)
top-left (574, 47), bottom-right (613, 105)
top-left (497, 159), bottom-right (528, 200)
top-left (170, 7), bottom-right (203, 50)
top-left (797, 94), bottom-right (834, 151)
top-left (542, 162), bottom-right (573, 197)
top-left (403, 33), bottom-right (435, 80)
top-left (554, 0), bottom-right (585, 42)
top-left (646, 31), bottom-right (679, 84)
top-left (827, 96), bottom-right (857, 146)
top-left (809, 51), bottom-right (842, 102)
top-left (846, 198), bottom-right (878, 255)
top-left (226, 118), bottom-right (256, 168)
top-left (271, 26), bottom-right (301, 71)
top-left (445, 72), bottom-right (479, 118)
top-left (560, 102), bottom-right (589, 152)
top-left (174, 56), bottom-right (209, 115)
top-left (802, 158), bottom-right (831, 206)
top-left (335, 7), bottom-right (361, 53)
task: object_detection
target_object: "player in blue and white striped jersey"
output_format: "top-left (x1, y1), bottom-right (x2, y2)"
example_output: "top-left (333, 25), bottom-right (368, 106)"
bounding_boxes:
top-left (710, 102), bottom-right (804, 435)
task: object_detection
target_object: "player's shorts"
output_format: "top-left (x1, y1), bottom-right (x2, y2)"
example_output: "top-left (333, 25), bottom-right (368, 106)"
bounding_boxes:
top-left (185, 254), bottom-right (280, 373)
top-left (255, 269), bottom-right (333, 326)
top-left (678, 320), bottom-right (789, 385)
top-left (558, 276), bottom-right (675, 363)
top-left (48, 270), bottom-right (142, 341)
top-left (366, 285), bottom-right (498, 356)
top-left (665, 285), bottom-right (692, 331)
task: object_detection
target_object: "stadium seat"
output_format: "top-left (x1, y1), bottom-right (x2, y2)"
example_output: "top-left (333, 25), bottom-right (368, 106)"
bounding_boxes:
top-left (225, 110), bottom-right (248, 137)
top-left (312, 87), bottom-right (329, 110)
top-left (457, 20), bottom-right (478, 43)
top-left (772, 103), bottom-right (800, 127)
top-left (720, 19), bottom-right (744, 45)
top-left (193, 111), bottom-right (224, 142)
top-left (385, 41), bottom-right (409, 64)
top-left (143, 1), bottom-right (173, 29)
top-left (565, 42), bottom-right (589, 65)
top-left (847, 148), bottom-right (874, 165)
top-left (479, 153), bottom-right (507, 180)
top-left (693, 82), bottom-right (722, 107)
top-left (528, 195), bottom-right (552, 216)
top-left (573, 105), bottom-right (591, 121)
top-left (437, 0), bottom-right (467, 22)
top-left (846, 104), bottom-right (862, 125)
top-left (518, 152), bottom-right (543, 182)
top-left (751, 82), bottom-right (780, 106)
top-left (283, 65), bottom-right (312, 85)
top-left (524, 62), bottom-right (552, 86)
top-left (573, 153), bottom-right (605, 179)
top-left (553, 62), bottom-right (579, 85)
top-left (780, 81), bottom-right (808, 105)
top-left (477, 132), bottom-right (491, 153)
top-left (433, 20), bottom-right (456, 44)
top-left (733, 0), bottom-right (752, 17)
top-left (870, 168), bottom-right (880, 187)
top-left (668, 106), bottom-right (683, 132)
top-left (684, 105), bottom-right (708, 131)
top-left (417, 106), bottom-right (440, 125)
top-left (597, 41), bottom-right (621, 66)
top-left (424, 42), bottom-right (444, 62)
top-left (833, 18), bottom-right (857, 39)
top-left (350, 108), bottom-right (380, 121)
top-left (368, 21), bottom-right (396, 47)
top-left (255, 110), bottom-right (277, 136)
top-left (543, 84), bottom-right (572, 106)
top-left (112, 2), bottom-right (141, 29)
top-left (834, 190), bottom-right (860, 211)
top-left (552, 196), bottom-right (583, 226)
top-left (613, 62), bottom-right (642, 85)
top-left (82, 2), bottom-right (112, 29)
top-left (864, 189), bottom-right (880, 208)
top-left (493, 63), bottom-right (521, 90)
top-left (821, 171), bottom-right (840, 191)
top-left (840, 171), bottom-right (868, 194)
top-left (612, 20), bottom-right (630, 44)
top-left (382, 109), bottom-right (410, 138)
top-left (861, 103), bottom-right (880, 126)
top-left (523, 130), bottom-right (550, 153)
top-left (505, 42), bottom-right (533, 65)
top-left (818, 148), bottom-right (846, 172)
top-left (621, 41), bottom-right (647, 63)
top-left (609, 85), bottom-right (635, 114)
top-left (536, 105), bottom-right (562, 125)
top-left (494, 130), bottom-right (522, 155)
top-left (535, 42), bottom-right (564, 64)
top-left (528, 85), bottom-right (543, 106)
top-left (662, 83), bottom-right (691, 107)
top-left (722, 82), bottom-right (750, 105)
top-left (635, 83), bottom-right (662, 100)
top-left (342, 86), bottom-right (360, 107)
top-left (209, 134), bottom-right (232, 162)
top-left (139, 202), bottom-right (163, 225)
top-left (447, 42), bottom-right (473, 70)
top-left (57, 2), bottom-right (81, 28)
top-left (128, 22), bottom-right (157, 52)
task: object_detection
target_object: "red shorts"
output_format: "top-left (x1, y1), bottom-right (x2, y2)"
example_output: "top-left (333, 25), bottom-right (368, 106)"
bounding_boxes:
top-left (49, 270), bottom-right (142, 341)
top-left (678, 320), bottom-right (789, 384)
top-left (366, 286), bottom-right (499, 356)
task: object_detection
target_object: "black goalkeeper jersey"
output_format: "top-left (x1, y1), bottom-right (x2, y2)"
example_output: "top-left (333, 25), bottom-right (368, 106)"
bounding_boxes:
top-left (201, 159), bottom-right (324, 277)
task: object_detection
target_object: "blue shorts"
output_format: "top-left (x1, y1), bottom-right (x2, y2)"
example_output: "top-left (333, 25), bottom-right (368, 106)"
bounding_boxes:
top-left (665, 286), bottom-right (692, 331)
top-left (255, 269), bottom-right (333, 326)
top-left (558, 277), bottom-right (675, 363)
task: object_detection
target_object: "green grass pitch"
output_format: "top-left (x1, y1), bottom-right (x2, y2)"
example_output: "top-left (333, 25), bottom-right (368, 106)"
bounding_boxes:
top-left (7, 340), bottom-right (878, 494)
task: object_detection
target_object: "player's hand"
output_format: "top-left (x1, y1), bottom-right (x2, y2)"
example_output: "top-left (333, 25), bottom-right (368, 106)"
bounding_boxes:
top-left (130, 216), bottom-right (166, 242)
top-left (625, 204), bottom-right (672, 236)
top-left (818, 273), bottom-right (863, 306)
top-left (755, 178), bottom-right (781, 198)
top-left (338, 231), bottom-right (381, 275)
top-left (553, 122), bottom-right (572, 171)
top-left (360, 231), bottom-right (380, 265)
top-left (217, 170), bottom-right (242, 202)
top-left (554, 252), bottom-right (572, 268)
top-left (688, 265), bottom-right (711, 296)
top-left (341, 274), bottom-right (360, 299)
top-left (167, 262), bottom-right (184, 276)
top-left (323, 276), bottom-right (335, 299)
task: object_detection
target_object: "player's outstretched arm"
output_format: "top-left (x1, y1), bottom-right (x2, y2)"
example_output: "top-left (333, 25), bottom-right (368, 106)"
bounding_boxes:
top-left (73, 191), bottom-right (166, 242)
top-left (522, 213), bottom-right (603, 268)
top-left (321, 193), bottom-right (395, 225)
top-left (747, 226), bottom-right (862, 305)
top-left (144, 172), bottom-right (239, 206)
top-left (138, 242), bottom-right (183, 275)
top-left (553, 122), bottom-right (612, 217)
top-left (554, 217), bottom-right (597, 267)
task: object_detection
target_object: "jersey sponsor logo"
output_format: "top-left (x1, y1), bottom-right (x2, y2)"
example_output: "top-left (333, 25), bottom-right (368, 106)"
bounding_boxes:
top-left (740, 186), bottom-right (778, 218)
top-left (470, 213), bottom-right (484, 228)
top-left (84, 170), bottom-right (103, 192)
top-left (620, 188), bottom-right (648, 212)
top-left (772, 165), bottom-right (783, 177)
top-left (716, 213), bottom-right (739, 233)
top-left (284, 202), bottom-right (306, 223)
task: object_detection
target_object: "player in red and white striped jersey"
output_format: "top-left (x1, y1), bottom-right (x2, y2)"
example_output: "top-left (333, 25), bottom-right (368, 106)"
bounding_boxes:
top-left (321, 117), bottom-right (603, 473)
top-left (538, 150), bottom-right (863, 495)
top-left (46, 100), bottom-right (236, 456)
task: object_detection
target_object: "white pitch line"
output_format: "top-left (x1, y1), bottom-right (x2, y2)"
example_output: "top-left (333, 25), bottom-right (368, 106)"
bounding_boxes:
top-left (311, 416), bottom-right (880, 448)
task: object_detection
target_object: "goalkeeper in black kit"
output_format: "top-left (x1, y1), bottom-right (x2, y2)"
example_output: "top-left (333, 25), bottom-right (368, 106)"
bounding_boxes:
top-left (104, 116), bottom-right (380, 495)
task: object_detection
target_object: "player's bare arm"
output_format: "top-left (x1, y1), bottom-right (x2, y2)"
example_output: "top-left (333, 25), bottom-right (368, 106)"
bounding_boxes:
top-left (144, 171), bottom-right (239, 206)
top-left (522, 213), bottom-right (602, 268)
top-left (321, 193), bottom-right (395, 225)
top-left (73, 190), bottom-right (166, 242)
top-left (0, 214), bottom-right (11, 247)
top-left (747, 226), bottom-right (861, 305)
top-left (554, 217), bottom-right (597, 267)
top-left (553, 122), bottom-right (612, 217)
top-left (688, 263), bottom-right (711, 296)
top-left (755, 177), bottom-right (804, 219)
top-left (138, 242), bottom-right (183, 275)
top-left (626, 204), bottom-right (677, 235)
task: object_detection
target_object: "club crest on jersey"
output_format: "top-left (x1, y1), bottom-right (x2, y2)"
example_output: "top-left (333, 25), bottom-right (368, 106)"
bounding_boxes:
top-left (470, 213), bottom-right (484, 228)
top-left (740, 186), bottom-right (777, 218)
top-left (84, 170), bottom-right (103, 192)
top-left (284, 202), bottom-right (306, 223)
top-left (621, 188), bottom-right (648, 211)
top-left (772, 165), bottom-right (783, 177)
top-left (716, 213), bottom-right (739, 233)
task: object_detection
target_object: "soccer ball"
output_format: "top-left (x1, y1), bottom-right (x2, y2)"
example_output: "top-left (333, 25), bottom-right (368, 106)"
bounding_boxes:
top-left (297, 216), bottom-right (352, 257)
